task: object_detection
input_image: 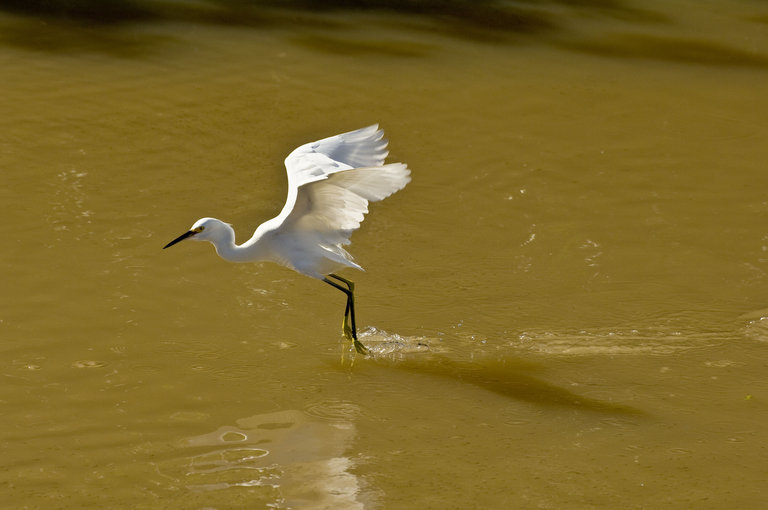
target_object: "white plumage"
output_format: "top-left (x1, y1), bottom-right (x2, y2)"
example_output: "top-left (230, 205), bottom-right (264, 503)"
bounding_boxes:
top-left (164, 125), bottom-right (411, 354)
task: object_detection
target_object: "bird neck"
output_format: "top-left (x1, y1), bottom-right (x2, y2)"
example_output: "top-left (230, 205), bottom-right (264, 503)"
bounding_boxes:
top-left (209, 226), bottom-right (248, 262)
top-left (207, 224), bottom-right (272, 264)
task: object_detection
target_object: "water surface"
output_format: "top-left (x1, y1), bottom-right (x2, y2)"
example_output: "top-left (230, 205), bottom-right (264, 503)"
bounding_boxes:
top-left (2, 1), bottom-right (768, 508)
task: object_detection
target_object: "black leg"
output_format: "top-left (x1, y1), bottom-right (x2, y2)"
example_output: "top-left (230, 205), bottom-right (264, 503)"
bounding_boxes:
top-left (323, 274), bottom-right (367, 355)
top-left (328, 273), bottom-right (356, 331)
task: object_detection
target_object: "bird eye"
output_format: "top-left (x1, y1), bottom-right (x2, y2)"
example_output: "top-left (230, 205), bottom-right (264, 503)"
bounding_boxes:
top-left (194, 226), bottom-right (205, 233)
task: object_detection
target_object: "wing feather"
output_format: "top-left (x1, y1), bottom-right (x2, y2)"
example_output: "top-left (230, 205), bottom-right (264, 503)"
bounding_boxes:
top-left (254, 126), bottom-right (410, 277)
top-left (289, 164), bottom-right (411, 240)
top-left (283, 124), bottom-right (388, 189)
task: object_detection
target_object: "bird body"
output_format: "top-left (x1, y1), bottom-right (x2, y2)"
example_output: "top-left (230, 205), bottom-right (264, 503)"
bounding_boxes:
top-left (164, 125), bottom-right (410, 354)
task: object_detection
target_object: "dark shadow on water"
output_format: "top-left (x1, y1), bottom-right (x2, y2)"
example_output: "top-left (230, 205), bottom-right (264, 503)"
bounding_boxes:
top-left (0, 0), bottom-right (561, 54)
top-left (359, 354), bottom-right (645, 416)
top-left (0, 19), bottom-right (174, 57)
top-left (0, 0), bottom-right (634, 54)
top-left (558, 33), bottom-right (768, 68)
top-left (0, 0), bottom-right (764, 69)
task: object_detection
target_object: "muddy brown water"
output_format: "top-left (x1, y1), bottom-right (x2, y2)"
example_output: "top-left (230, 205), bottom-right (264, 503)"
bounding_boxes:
top-left (2, 2), bottom-right (768, 508)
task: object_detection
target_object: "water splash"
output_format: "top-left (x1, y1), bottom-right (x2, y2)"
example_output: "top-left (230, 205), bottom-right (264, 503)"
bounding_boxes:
top-left (357, 326), bottom-right (431, 359)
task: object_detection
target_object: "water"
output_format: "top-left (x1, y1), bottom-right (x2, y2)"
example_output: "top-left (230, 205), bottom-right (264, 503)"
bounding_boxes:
top-left (2, 1), bottom-right (768, 508)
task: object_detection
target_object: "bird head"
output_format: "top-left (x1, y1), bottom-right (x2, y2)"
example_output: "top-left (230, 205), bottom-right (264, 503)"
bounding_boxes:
top-left (163, 217), bottom-right (230, 249)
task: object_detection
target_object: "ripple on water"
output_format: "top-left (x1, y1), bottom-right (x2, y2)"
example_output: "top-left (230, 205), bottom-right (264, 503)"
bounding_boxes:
top-left (304, 400), bottom-right (364, 422)
top-left (743, 313), bottom-right (768, 343)
top-left (71, 360), bottom-right (107, 368)
top-left (156, 409), bottom-right (363, 507)
top-left (188, 447), bottom-right (271, 475)
top-left (512, 328), bottom-right (717, 356)
top-left (169, 411), bottom-right (211, 423)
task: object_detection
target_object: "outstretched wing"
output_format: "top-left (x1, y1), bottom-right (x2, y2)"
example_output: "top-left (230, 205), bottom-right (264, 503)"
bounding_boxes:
top-left (257, 125), bottom-right (410, 276)
top-left (283, 124), bottom-right (388, 194)
top-left (284, 163), bottom-right (410, 240)
top-left (275, 163), bottom-right (411, 275)
top-left (273, 124), bottom-right (398, 228)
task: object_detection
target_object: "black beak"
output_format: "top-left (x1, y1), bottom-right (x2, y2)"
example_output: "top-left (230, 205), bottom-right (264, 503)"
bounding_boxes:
top-left (163, 230), bottom-right (196, 249)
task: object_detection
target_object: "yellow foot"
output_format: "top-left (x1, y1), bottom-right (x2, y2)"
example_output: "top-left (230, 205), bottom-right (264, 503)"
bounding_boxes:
top-left (342, 318), bottom-right (355, 342)
top-left (353, 338), bottom-right (369, 355)
top-left (342, 318), bottom-right (368, 355)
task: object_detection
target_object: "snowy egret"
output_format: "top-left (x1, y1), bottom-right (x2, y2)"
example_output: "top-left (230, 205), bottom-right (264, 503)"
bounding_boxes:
top-left (163, 125), bottom-right (411, 354)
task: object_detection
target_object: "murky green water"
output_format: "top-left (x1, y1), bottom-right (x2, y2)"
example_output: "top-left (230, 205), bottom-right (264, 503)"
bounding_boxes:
top-left (2, 1), bottom-right (768, 508)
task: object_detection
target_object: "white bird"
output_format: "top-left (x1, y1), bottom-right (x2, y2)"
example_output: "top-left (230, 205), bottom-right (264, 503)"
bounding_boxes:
top-left (163, 125), bottom-right (411, 354)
